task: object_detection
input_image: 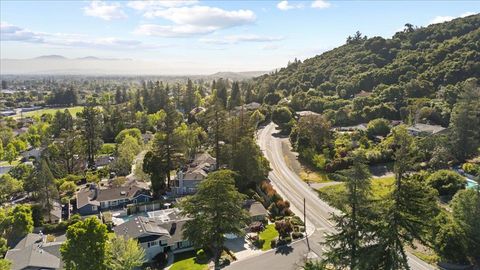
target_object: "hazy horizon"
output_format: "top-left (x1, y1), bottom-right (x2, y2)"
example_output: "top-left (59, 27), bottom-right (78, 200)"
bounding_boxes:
top-left (1, 1), bottom-right (479, 74)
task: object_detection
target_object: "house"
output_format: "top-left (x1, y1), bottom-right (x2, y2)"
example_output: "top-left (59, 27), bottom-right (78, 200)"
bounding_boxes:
top-left (244, 200), bottom-right (268, 222)
top-left (172, 153), bottom-right (216, 196)
top-left (234, 102), bottom-right (261, 112)
top-left (94, 155), bottom-right (115, 169)
top-left (0, 165), bottom-right (13, 176)
top-left (76, 182), bottom-right (152, 216)
top-left (5, 233), bottom-right (65, 270)
top-left (332, 123), bottom-right (368, 132)
top-left (355, 90), bottom-right (373, 98)
top-left (407, 123), bottom-right (447, 136)
top-left (296, 110), bottom-right (320, 118)
top-left (44, 201), bottom-right (63, 224)
top-left (113, 208), bottom-right (193, 261)
top-left (21, 148), bottom-right (42, 160)
top-left (0, 110), bottom-right (16, 117)
top-left (189, 106), bottom-right (206, 116)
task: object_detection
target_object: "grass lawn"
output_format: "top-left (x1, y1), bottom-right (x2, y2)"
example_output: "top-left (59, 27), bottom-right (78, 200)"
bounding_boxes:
top-left (99, 143), bottom-right (116, 155)
top-left (300, 169), bottom-right (331, 183)
top-left (316, 176), bottom-right (395, 210)
top-left (14, 106), bottom-right (84, 119)
top-left (170, 251), bottom-right (208, 270)
top-left (410, 249), bottom-right (438, 265)
top-left (259, 224), bottom-right (279, 251)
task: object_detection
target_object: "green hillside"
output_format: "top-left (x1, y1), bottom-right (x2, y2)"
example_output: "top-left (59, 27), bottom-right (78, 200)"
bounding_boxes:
top-left (253, 14), bottom-right (480, 127)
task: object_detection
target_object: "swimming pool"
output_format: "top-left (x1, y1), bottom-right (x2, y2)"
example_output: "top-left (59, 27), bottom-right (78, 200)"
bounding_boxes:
top-left (466, 179), bottom-right (479, 189)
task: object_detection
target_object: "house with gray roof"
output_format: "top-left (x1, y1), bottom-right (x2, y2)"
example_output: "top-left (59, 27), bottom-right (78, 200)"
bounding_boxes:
top-left (5, 233), bottom-right (64, 270)
top-left (76, 182), bottom-right (152, 216)
top-left (407, 123), bottom-right (447, 136)
top-left (113, 208), bottom-right (193, 261)
top-left (172, 152), bottom-right (216, 196)
top-left (244, 200), bottom-right (268, 222)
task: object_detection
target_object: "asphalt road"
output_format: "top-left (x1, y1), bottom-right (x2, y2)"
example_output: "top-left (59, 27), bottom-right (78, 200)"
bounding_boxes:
top-left (227, 123), bottom-right (435, 270)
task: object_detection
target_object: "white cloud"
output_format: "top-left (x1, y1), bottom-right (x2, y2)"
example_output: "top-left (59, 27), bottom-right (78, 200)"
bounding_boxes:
top-left (1, 22), bottom-right (45, 42)
top-left (0, 22), bottom-right (161, 50)
top-left (127, 0), bottom-right (197, 11)
top-left (134, 24), bottom-right (218, 37)
top-left (429, 11), bottom-right (476, 25)
top-left (134, 5), bottom-right (256, 37)
top-left (429, 15), bottom-right (455, 24)
top-left (311, 0), bottom-right (331, 9)
top-left (83, 1), bottom-right (127, 21)
top-left (277, 1), bottom-right (303, 11)
top-left (201, 34), bottom-right (284, 45)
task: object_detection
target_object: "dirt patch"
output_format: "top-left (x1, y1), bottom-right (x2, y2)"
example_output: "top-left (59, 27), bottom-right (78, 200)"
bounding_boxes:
top-left (280, 139), bottom-right (331, 183)
top-left (281, 139), bottom-right (302, 175)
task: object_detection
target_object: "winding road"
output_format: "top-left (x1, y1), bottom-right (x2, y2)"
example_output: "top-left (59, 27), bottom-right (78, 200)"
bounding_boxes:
top-left (227, 123), bottom-right (435, 270)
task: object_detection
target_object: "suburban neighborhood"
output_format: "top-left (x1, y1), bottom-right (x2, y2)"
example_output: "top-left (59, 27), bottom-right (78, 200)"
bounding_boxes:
top-left (1, 2), bottom-right (479, 270)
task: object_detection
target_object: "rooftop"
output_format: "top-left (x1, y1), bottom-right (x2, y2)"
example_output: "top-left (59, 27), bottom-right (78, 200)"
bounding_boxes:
top-left (407, 123), bottom-right (447, 135)
top-left (113, 208), bottom-right (188, 246)
top-left (5, 233), bottom-right (63, 270)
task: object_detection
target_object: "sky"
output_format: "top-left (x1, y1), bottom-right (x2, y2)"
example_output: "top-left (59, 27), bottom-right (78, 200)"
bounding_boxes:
top-left (1, 0), bottom-right (479, 74)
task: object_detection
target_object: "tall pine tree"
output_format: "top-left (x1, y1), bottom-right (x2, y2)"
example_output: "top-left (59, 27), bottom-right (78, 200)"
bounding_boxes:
top-left (322, 152), bottom-right (377, 269)
top-left (372, 127), bottom-right (438, 269)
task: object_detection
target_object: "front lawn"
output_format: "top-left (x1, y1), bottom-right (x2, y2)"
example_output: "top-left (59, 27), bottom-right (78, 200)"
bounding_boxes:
top-left (258, 224), bottom-right (279, 251)
top-left (170, 251), bottom-right (208, 270)
top-left (316, 176), bottom-right (395, 210)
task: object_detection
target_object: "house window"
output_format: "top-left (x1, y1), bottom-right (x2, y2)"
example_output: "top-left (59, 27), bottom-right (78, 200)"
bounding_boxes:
top-left (177, 240), bottom-right (191, 249)
top-left (111, 201), bottom-right (117, 207)
top-left (92, 205), bottom-right (97, 211)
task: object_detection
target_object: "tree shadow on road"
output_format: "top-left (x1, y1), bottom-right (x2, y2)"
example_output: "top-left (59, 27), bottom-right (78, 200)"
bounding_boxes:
top-left (275, 245), bottom-right (294, 255)
top-left (271, 132), bottom-right (289, 138)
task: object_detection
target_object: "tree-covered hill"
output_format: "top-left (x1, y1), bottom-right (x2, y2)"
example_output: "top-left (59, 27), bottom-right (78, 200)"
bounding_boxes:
top-left (253, 14), bottom-right (479, 126)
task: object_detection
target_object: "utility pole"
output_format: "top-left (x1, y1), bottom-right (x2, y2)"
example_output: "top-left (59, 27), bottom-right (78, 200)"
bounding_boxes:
top-left (304, 197), bottom-right (310, 252)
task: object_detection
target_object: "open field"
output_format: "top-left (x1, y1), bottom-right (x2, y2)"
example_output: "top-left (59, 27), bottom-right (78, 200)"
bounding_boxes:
top-left (316, 176), bottom-right (395, 210)
top-left (13, 106), bottom-right (84, 119)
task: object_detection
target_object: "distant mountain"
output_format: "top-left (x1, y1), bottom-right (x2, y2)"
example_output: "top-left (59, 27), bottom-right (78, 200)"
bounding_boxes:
top-left (206, 71), bottom-right (269, 80)
top-left (0, 55), bottom-right (268, 78)
top-left (77, 56), bottom-right (101, 60)
top-left (34, 55), bottom-right (67, 60)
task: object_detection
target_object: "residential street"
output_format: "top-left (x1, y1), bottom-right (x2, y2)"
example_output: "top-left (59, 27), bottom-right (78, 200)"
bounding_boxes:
top-left (227, 123), bottom-right (435, 270)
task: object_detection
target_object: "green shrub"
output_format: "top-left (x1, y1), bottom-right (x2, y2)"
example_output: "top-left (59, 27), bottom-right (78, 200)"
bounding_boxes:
top-left (312, 154), bottom-right (327, 170)
top-left (254, 239), bottom-right (265, 248)
top-left (427, 170), bottom-right (466, 197)
top-left (290, 216), bottom-right (304, 226)
top-left (270, 239), bottom-right (277, 248)
top-left (196, 249), bottom-right (208, 263)
top-left (99, 143), bottom-right (116, 155)
top-left (462, 163), bottom-right (480, 176)
top-left (292, 232), bottom-right (303, 239)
